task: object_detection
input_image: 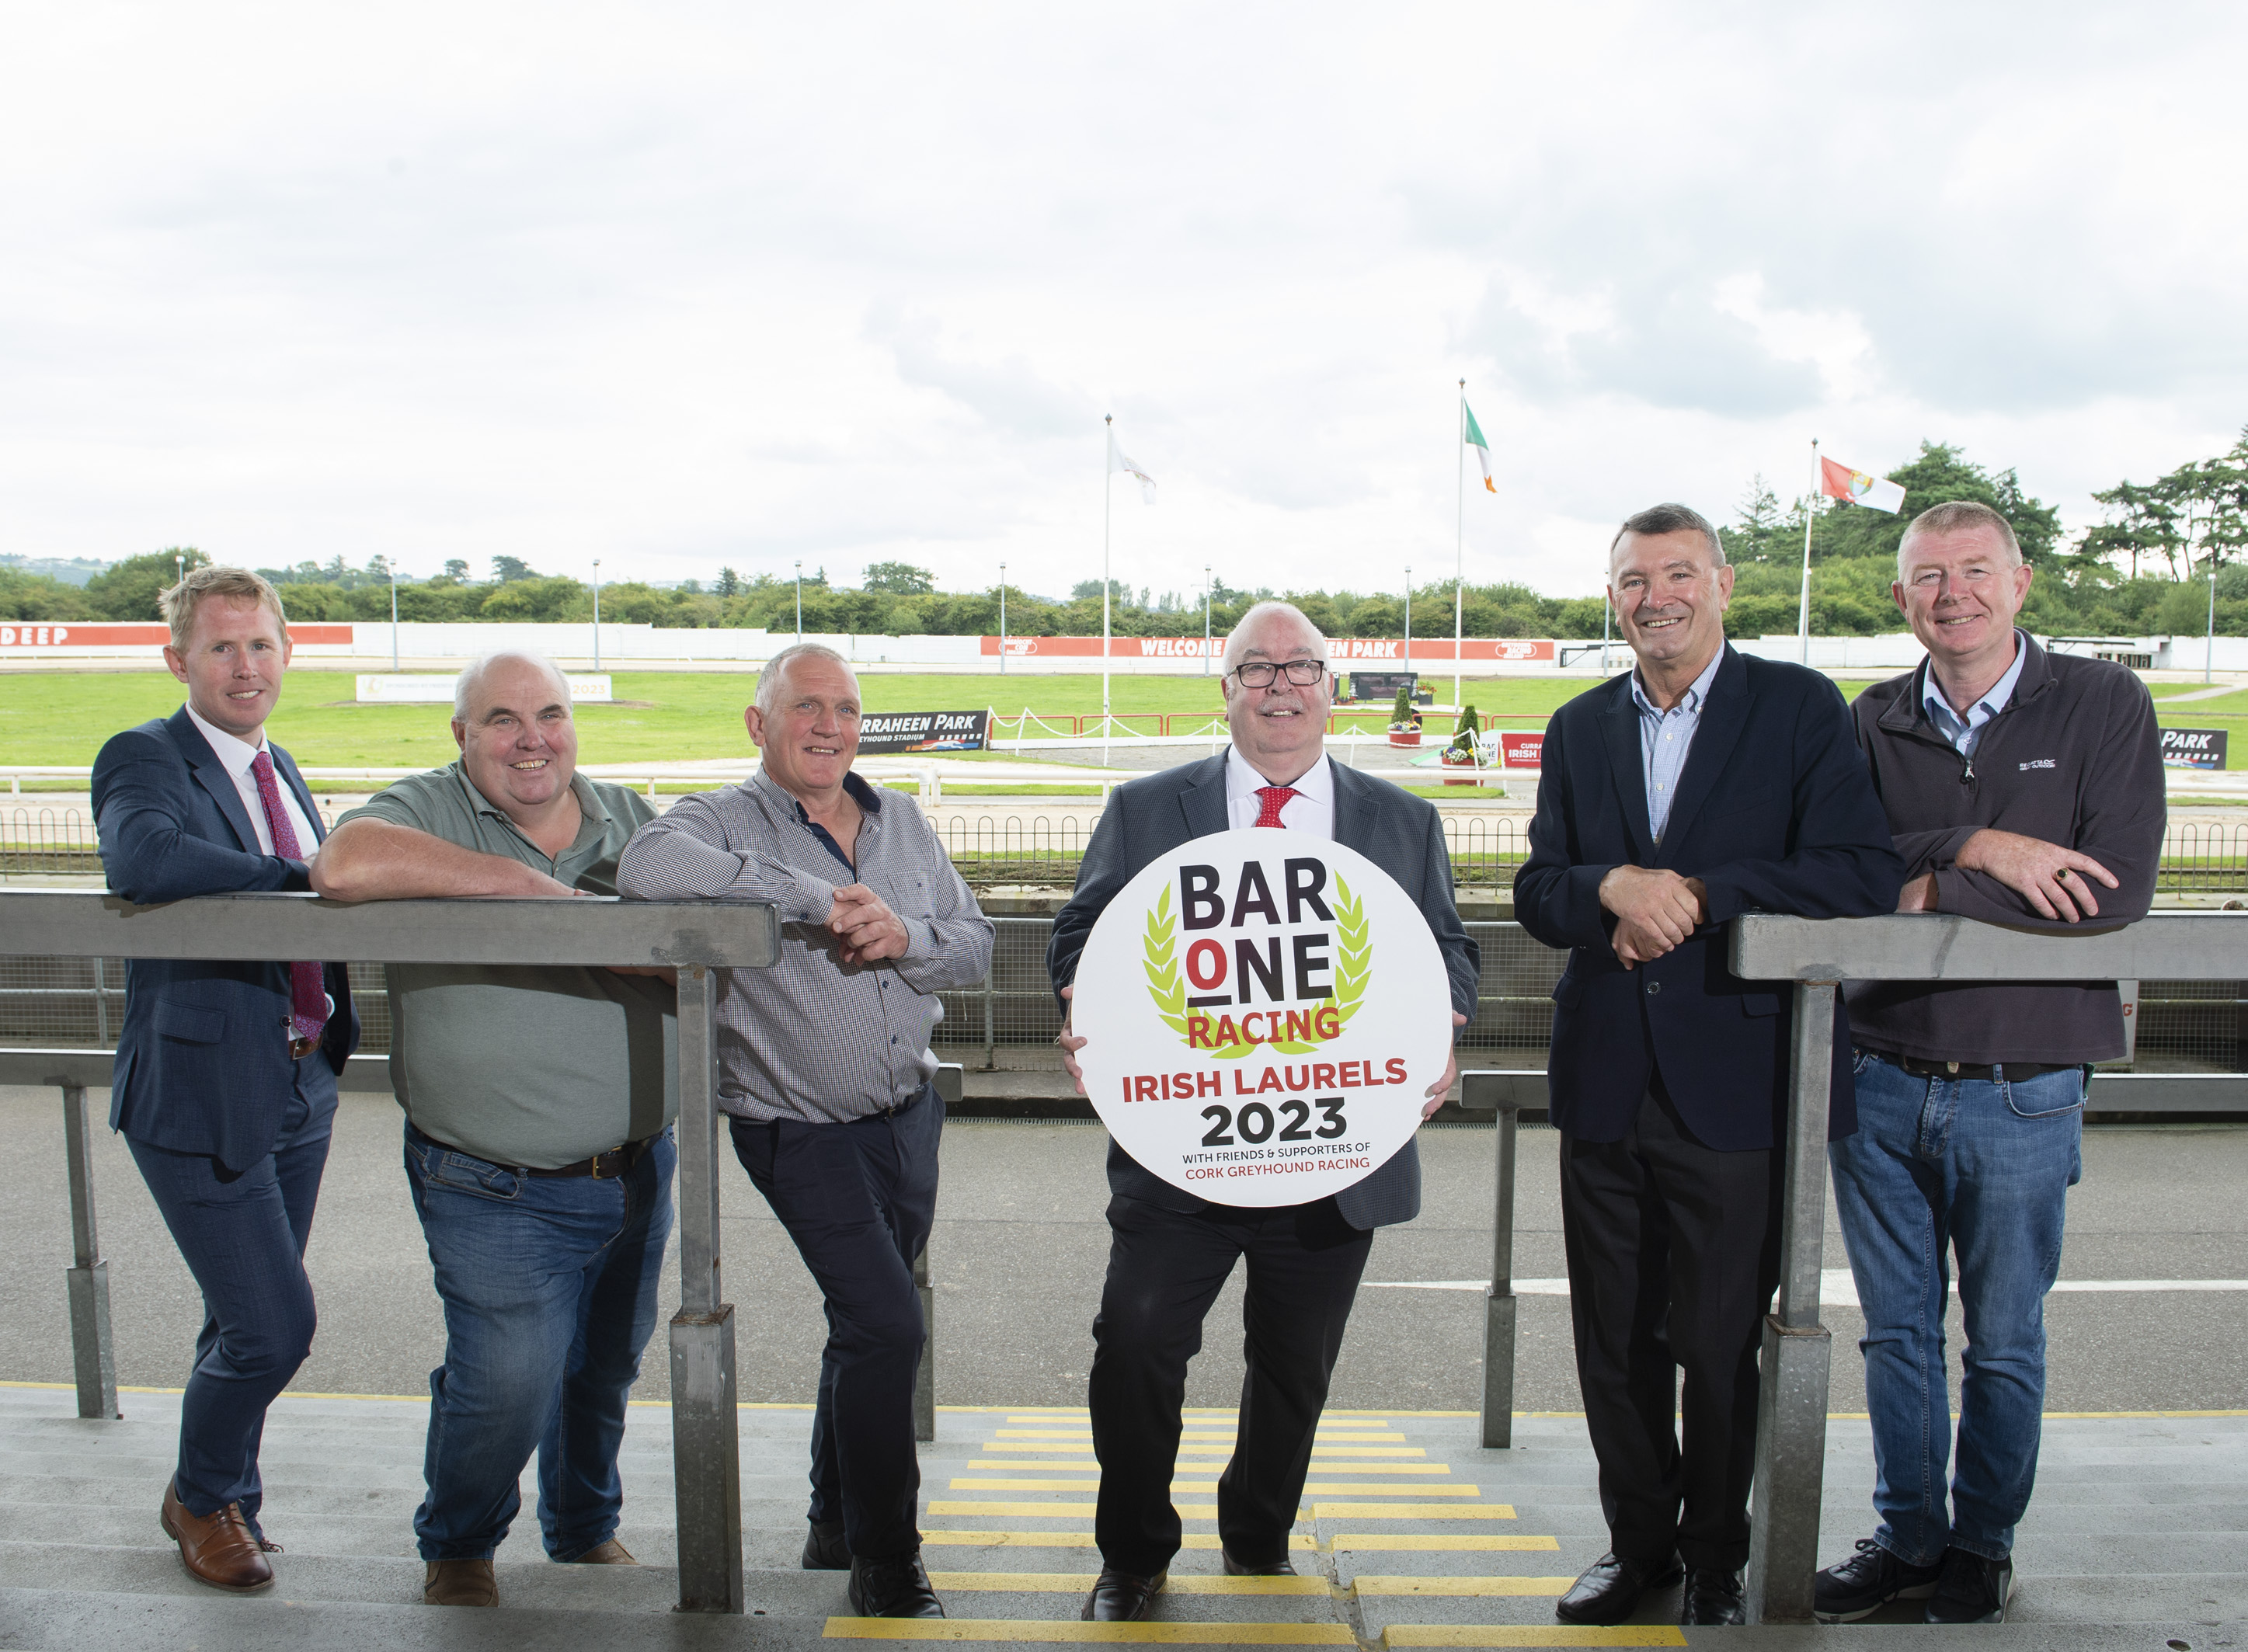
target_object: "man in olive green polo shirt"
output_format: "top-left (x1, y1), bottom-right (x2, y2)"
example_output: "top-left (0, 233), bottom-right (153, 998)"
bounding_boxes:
top-left (312, 651), bottom-right (675, 1609)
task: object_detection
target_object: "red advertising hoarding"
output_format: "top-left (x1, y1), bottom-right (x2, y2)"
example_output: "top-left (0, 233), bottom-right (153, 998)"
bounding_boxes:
top-left (980, 635), bottom-right (1557, 662)
top-left (0, 622), bottom-right (355, 649)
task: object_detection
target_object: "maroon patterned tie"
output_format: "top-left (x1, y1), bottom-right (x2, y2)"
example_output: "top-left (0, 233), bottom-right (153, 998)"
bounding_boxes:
top-left (249, 749), bottom-right (329, 1043)
top-left (1252, 785), bottom-right (1299, 828)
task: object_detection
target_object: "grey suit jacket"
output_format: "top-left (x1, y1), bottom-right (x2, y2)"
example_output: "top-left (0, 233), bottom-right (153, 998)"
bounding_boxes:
top-left (1048, 753), bottom-right (1479, 1230)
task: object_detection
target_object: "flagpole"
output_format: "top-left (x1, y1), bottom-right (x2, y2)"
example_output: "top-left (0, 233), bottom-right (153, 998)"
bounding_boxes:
top-left (1103, 415), bottom-right (1113, 767)
top-left (1454, 379), bottom-right (1465, 709)
top-left (1797, 437), bottom-right (1818, 666)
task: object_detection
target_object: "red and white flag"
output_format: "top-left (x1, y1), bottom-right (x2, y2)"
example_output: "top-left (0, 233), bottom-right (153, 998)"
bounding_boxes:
top-left (1819, 456), bottom-right (1905, 514)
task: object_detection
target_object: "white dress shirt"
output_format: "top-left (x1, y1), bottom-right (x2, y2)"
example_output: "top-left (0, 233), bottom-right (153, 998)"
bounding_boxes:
top-left (1223, 746), bottom-right (1335, 840)
top-left (185, 704), bottom-right (321, 858)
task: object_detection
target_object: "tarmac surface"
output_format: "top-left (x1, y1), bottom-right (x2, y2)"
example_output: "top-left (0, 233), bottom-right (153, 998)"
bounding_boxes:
top-left (2, 1090), bottom-right (2243, 1415)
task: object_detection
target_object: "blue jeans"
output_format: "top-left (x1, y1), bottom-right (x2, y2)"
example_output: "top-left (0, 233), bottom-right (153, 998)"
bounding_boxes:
top-left (730, 1084), bottom-right (941, 1560)
top-left (404, 1122), bottom-right (675, 1562)
top-left (1829, 1052), bottom-right (2084, 1565)
top-left (127, 1059), bottom-right (337, 1535)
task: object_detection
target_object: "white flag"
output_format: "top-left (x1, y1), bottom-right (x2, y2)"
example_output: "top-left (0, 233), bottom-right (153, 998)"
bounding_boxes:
top-left (1108, 428), bottom-right (1157, 503)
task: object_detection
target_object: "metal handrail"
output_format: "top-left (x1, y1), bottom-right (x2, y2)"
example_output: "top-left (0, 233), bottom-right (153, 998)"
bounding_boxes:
top-left (0, 888), bottom-right (777, 1615)
top-left (1728, 910), bottom-right (2248, 1623)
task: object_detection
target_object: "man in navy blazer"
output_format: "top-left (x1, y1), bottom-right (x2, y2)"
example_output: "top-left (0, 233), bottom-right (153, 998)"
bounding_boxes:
top-left (1515, 506), bottom-right (1902, 1628)
top-left (1050, 602), bottom-right (1479, 1622)
top-left (91, 566), bottom-right (356, 1595)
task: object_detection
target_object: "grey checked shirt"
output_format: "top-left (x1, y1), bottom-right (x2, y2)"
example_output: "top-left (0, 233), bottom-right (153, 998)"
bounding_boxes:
top-left (615, 767), bottom-right (994, 1124)
top-left (1632, 647), bottom-right (1723, 844)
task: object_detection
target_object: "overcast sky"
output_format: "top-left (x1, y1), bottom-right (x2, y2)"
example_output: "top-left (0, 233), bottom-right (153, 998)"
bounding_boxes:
top-left (2, 2), bottom-right (2242, 603)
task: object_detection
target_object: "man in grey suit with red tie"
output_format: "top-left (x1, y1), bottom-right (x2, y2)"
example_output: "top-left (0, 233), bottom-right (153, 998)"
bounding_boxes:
top-left (1049, 602), bottom-right (1480, 1622)
top-left (92, 566), bottom-right (357, 1594)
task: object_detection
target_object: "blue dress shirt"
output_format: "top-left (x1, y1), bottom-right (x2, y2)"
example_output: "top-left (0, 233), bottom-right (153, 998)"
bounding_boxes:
top-left (1921, 631), bottom-right (2027, 760)
top-left (1632, 646), bottom-right (1724, 844)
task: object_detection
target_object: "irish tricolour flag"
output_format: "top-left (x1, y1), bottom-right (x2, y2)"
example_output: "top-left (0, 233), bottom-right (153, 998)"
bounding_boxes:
top-left (1464, 402), bottom-right (1495, 492)
top-left (1819, 455), bottom-right (1905, 514)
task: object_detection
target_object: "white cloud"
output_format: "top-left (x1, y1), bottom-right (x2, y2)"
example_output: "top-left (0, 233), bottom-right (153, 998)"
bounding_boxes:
top-left (0, 0), bottom-right (2242, 606)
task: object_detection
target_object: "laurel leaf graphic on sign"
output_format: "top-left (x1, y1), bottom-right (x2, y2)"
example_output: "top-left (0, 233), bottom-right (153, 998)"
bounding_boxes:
top-left (1142, 886), bottom-right (1192, 1038)
top-left (1331, 875), bottom-right (1370, 1026)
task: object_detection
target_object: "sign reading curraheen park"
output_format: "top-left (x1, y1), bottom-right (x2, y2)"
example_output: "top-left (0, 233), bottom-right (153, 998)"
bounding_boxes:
top-left (1070, 829), bottom-right (1453, 1205)
top-left (854, 711), bottom-right (992, 753)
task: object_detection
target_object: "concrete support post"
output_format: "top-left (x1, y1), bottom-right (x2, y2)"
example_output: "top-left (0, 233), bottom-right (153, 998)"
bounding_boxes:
top-left (1479, 1101), bottom-right (1521, 1449)
top-left (916, 1064), bottom-right (962, 1445)
top-left (669, 965), bottom-right (743, 1614)
top-left (61, 1083), bottom-right (119, 1421)
top-left (1745, 979), bottom-right (1839, 1624)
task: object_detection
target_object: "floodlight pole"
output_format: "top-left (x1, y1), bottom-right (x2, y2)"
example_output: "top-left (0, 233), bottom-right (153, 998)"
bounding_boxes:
top-left (2208, 569), bottom-right (2218, 683)
top-left (999, 562), bottom-right (1007, 676)
top-left (795, 560), bottom-right (803, 642)
top-left (1455, 378), bottom-right (1465, 708)
top-left (1797, 438), bottom-right (1818, 666)
top-left (1102, 416), bottom-right (1113, 766)
top-left (389, 564), bottom-right (399, 672)
top-left (1202, 565), bottom-right (1211, 676)
top-left (1404, 565), bottom-right (1412, 690)
top-left (592, 558), bottom-right (602, 671)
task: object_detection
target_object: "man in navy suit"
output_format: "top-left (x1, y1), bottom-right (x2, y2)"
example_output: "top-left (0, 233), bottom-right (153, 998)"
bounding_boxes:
top-left (91, 566), bottom-right (357, 1594)
top-left (1049, 602), bottom-right (1479, 1622)
top-left (1515, 506), bottom-right (1902, 1627)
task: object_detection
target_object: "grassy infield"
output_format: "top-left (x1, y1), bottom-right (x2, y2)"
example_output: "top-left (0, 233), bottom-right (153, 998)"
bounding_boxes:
top-left (2, 667), bottom-right (2238, 802)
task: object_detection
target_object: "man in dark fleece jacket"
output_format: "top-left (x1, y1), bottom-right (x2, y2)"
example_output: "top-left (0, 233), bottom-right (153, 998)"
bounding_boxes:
top-left (1817, 499), bottom-right (2163, 1629)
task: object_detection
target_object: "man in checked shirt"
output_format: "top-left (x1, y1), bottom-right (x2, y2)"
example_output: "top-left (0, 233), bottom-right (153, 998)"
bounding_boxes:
top-left (617, 642), bottom-right (993, 1620)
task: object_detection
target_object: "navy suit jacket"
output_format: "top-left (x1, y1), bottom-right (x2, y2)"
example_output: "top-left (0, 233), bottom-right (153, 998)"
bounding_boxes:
top-left (92, 708), bottom-right (358, 1170)
top-left (1049, 753), bottom-right (1480, 1230)
top-left (1512, 648), bottom-right (1903, 1151)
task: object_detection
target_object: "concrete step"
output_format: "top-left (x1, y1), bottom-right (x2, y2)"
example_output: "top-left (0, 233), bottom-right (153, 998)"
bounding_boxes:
top-left (0, 1387), bottom-right (2241, 1649)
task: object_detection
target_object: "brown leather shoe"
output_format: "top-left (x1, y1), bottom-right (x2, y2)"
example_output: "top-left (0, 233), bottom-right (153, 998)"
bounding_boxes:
top-left (423, 1558), bottom-right (498, 1606)
top-left (570, 1539), bottom-right (638, 1564)
top-left (159, 1481), bottom-right (273, 1593)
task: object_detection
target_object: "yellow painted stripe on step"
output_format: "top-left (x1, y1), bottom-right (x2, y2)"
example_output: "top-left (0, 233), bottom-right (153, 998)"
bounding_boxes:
top-left (927, 1574), bottom-right (1330, 1597)
top-left (964, 1462), bottom-right (1446, 1475)
top-left (977, 1445), bottom-right (1426, 1460)
top-left (824, 1621), bottom-right (1355, 1644)
top-left (1310, 1504), bottom-right (1515, 1520)
top-left (948, 1480), bottom-right (1467, 1494)
top-left (983, 1443), bottom-right (1095, 1452)
top-left (920, 1532), bottom-right (1318, 1553)
top-left (997, 1430), bottom-right (1101, 1438)
top-left (998, 1417), bottom-right (1387, 1428)
top-left (928, 1503), bottom-right (1221, 1518)
top-left (1351, 1577), bottom-right (1574, 1598)
top-left (1332, 1536), bottom-right (1560, 1553)
top-left (1380, 1629), bottom-right (1686, 1648)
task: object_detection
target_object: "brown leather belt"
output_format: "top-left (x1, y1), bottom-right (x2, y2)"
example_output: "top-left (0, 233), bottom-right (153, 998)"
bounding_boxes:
top-left (289, 1035), bottom-right (320, 1059)
top-left (1865, 1049), bottom-right (2078, 1083)
top-left (524, 1135), bottom-right (661, 1180)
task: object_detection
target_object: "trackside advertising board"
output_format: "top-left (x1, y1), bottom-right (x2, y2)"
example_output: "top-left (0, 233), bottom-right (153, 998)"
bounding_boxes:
top-left (854, 711), bottom-right (992, 753)
top-left (2160, 728), bottom-right (2228, 770)
top-left (1069, 829), bottom-right (1453, 1206)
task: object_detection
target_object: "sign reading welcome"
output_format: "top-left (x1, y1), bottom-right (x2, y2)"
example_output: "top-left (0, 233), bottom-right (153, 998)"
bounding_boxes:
top-left (1069, 829), bottom-right (1453, 1206)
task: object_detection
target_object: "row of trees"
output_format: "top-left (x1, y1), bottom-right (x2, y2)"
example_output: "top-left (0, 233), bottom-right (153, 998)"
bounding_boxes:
top-left (6, 430), bottom-right (2245, 638)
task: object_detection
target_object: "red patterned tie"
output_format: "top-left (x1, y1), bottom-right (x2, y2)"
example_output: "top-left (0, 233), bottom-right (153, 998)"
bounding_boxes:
top-left (250, 749), bottom-right (329, 1043)
top-left (1252, 785), bottom-right (1299, 828)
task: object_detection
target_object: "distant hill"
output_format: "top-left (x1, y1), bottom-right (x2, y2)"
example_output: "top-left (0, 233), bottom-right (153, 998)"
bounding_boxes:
top-left (0, 555), bottom-right (109, 587)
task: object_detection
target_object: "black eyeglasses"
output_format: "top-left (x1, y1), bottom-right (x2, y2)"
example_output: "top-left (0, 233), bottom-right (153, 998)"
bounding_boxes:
top-left (1230, 659), bottom-right (1328, 688)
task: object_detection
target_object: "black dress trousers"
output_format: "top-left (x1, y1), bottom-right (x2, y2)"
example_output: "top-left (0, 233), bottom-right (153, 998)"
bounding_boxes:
top-left (1087, 1193), bottom-right (1372, 1577)
top-left (1559, 1087), bottom-right (1781, 1573)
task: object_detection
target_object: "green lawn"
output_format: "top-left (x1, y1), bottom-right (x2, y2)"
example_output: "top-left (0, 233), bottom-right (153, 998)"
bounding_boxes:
top-left (0, 669), bottom-right (1620, 768)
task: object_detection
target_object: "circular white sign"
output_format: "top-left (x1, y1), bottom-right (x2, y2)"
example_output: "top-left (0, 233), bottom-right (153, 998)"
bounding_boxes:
top-left (1072, 827), bottom-right (1454, 1206)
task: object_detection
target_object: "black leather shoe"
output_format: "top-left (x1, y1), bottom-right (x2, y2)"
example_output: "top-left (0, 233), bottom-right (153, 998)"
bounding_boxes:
top-left (847, 1551), bottom-right (945, 1618)
top-left (1082, 1567), bottom-right (1167, 1621)
top-left (1680, 1566), bottom-right (1746, 1626)
top-left (1815, 1537), bottom-right (1944, 1622)
top-left (1924, 1549), bottom-right (2012, 1624)
top-left (1555, 1552), bottom-right (1684, 1626)
top-left (802, 1521), bottom-right (851, 1571)
top-left (1222, 1550), bottom-right (1297, 1577)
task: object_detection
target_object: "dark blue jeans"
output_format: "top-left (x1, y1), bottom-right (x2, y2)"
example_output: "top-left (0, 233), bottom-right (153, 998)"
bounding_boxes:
top-left (404, 1122), bottom-right (675, 1562)
top-left (730, 1085), bottom-right (941, 1560)
top-left (1830, 1052), bottom-right (2085, 1565)
top-left (126, 1057), bottom-right (338, 1535)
